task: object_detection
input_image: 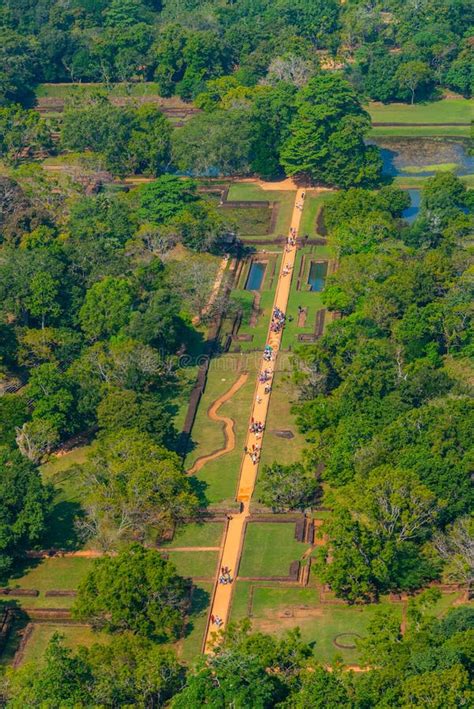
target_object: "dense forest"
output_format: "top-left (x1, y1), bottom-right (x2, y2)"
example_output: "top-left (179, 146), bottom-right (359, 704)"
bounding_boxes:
top-left (0, 0), bottom-right (472, 105)
top-left (294, 172), bottom-right (473, 602)
top-left (0, 0), bottom-right (472, 706)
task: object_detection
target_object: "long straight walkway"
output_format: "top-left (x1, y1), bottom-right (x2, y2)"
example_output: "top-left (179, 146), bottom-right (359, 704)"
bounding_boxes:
top-left (204, 189), bottom-right (305, 651)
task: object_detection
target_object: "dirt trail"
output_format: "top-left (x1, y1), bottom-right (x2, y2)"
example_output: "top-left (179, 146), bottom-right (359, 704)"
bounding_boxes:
top-left (187, 373), bottom-right (249, 475)
top-left (204, 188), bottom-right (305, 652)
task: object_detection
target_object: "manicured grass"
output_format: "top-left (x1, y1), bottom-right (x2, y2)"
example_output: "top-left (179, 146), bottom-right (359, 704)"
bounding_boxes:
top-left (239, 523), bottom-right (307, 577)
top-left (5, 557), bottom-right (94, 609)
top-left (403, 162), bottom-right (459, 173)
top-left (227, 183), bottom-right (296, 238)
top-left (367, 98), bottom-right (473, 124)
top-left (174, 364), bottom-right (200, 432)
top-left (282, 244), bottom-right (333, 350)
top-left (235, 280), bottom-right (281, 352)
top-left (298, 192), bottom-right (332, 236)
top-left (36, 82), bottom-right (173, 99)
top-left (164, 551), bottom-right (219, 579)
top-left (185, 353), bottom-right (259, 506)
top-left (256, 369), bottom-right (307, 497)
top-left (41, 446), bottom-right (91, 481)
top-left (179, 582), bottom-right (212, 662)
top-left (162, 522), bottom-right (224, 548)
top-left (230, 584), bottom-right (467, 666)
top-left (223, 206), bottom-right (272, 236)
top-left (20, 624), bottom-right (109, 667)
top-left (370, 125), bottom-right (471, 138)
top-left (40, 446), bottom-right (92, 550)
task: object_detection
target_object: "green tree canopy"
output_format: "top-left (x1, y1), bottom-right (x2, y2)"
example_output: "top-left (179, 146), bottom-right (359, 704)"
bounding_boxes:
top-left (259, 462), bottom-right (319, 512)
top-left (0, 446), bottom-right (52, 579)
top-left (73, 544), bottom-right (191, 640)
top-left (76, 429), bottom-right (199, 548)
top-left (280, 74), bottom-right (382, 187)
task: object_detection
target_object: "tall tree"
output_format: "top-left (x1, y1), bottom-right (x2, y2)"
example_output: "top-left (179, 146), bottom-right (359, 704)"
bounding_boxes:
top-left (73, 544), bottom-right (191, 640)
top-left (280, 74), bottom-right (382, 187)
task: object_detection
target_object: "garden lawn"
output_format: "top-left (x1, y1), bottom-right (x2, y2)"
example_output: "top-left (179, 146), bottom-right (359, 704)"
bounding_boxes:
top-left (227, 182), bottom-right (296, 238)
top-left (282, 244), bottom-right (332, 350)
top-left (256, 370), bottom-right (307, 504)
top-left (36, 82), bottom-right (180, 99)
top-left (230, 584), bottom-right (468, 665)
top-left (5, 557), bottom-right (94, 609)
top-left (164, 551), bottom-right (219, 579)
top-left (40, 446), bottom-right (92, 550)
top-left (370, 125), bottom-right (470, 138)
top-left (162, 522), bottom-right (224, 548)
top-left (367, 98), bottom-right (473, 124)
top-left (185, 353), bottom-right (259, 506)
top-left (19, 624), bottom-right (109, 667)
top-left (178, 582), bottom-right (212, 662)
top-left (239, 523), bottom-right (307, 577)
top-left (222, 206), bottom-right (272, 236)
top-left (299, 192), bottom-right (332, 236)
top-left (235, 286), bottom-right (280, 353)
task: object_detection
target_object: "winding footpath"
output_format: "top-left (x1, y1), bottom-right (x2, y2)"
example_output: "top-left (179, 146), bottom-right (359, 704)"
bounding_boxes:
top-left (204, 188), bottom-right (305, 651)
top-left (187, 372), bottom-right (249, 475)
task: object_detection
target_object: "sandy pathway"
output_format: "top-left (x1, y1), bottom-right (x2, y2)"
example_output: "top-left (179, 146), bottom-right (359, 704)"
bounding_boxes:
top-left (187, 372), bottom-right (249, 475)
top-left (204, 188), bottom-right (306, 651)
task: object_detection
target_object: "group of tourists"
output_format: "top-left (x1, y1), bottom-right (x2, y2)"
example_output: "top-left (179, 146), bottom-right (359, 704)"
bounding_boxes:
top-left (210, 613), bottom-right (223, 628)
top-left (218, 566), bottom-right (233, 585)
top-left (244, 441), bottom-right (261, 464)
top-left (271, 306), bottom-right (286, 333)
top-left (287, 230), bottom-right (297, 249)
top-left (263, 344), bottom-right (273, 361)
top-left (249, 419), bottom-right (264, 434)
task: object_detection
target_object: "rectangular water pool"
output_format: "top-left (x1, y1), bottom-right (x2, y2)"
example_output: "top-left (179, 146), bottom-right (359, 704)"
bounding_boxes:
top-left (308, 261), bottom-right (327, 292)
top-left (245, 261), bottom-right (266, 290)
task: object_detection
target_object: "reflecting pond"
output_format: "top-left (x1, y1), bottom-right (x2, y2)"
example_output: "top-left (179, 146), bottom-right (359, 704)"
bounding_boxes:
top-left (369, 138), bottom-right (474, 177)
top-left (245, 261), bottom-right (266, 290)
top-left (308, 261), bottom-right (328, 292)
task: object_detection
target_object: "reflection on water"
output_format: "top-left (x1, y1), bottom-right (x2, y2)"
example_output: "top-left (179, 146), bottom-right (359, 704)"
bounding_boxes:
top-left (245, 261), bottom-right (266, 290)
top-left (369, 138), bottom-right (474, 177)
top-left (402, 189), bottom-right (421, 223)
top-left (308, 261), bottom-right (327, 292)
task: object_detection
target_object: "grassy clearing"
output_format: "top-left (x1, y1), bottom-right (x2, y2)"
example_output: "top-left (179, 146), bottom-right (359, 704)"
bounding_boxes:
top-left (164, 551), bottom-right (219, 579)
top-left (224, 206), bottom-right (272, 236)
top-left (403, 162), bottom-right (459, 173)
top-left (299, 192), bottom-right (332, 236)
top-left (234, 278), bottom-right (281, 352)
top-left (19, 624), bottom-right (109, 667)
top-left (40, 446), bottom-right (92, 550)
top-left (36, 82), bottom-right (172, 99)
top-left (227, 183), bottom-right (296, 238)
top-left (239, 523), bottom-right (307, 577)
top-left (5, 557), bottom-right (94, 609)
top-left (185, 353), bottom-right (259, 506)
top-left (256, 369), bottom-right (307, 498)
top-left (367, 98), bottom-right (473, 124)
top-left (282, 244), bottom-right (332, 350)
top-left (230, 583), bottom-right (467, 665)
top-left (162, 522), bottom-right (224, 548)
top-left (369, 125), bottom-right (471, 138)
top-left (178, 582), bottom-right (212, 662)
